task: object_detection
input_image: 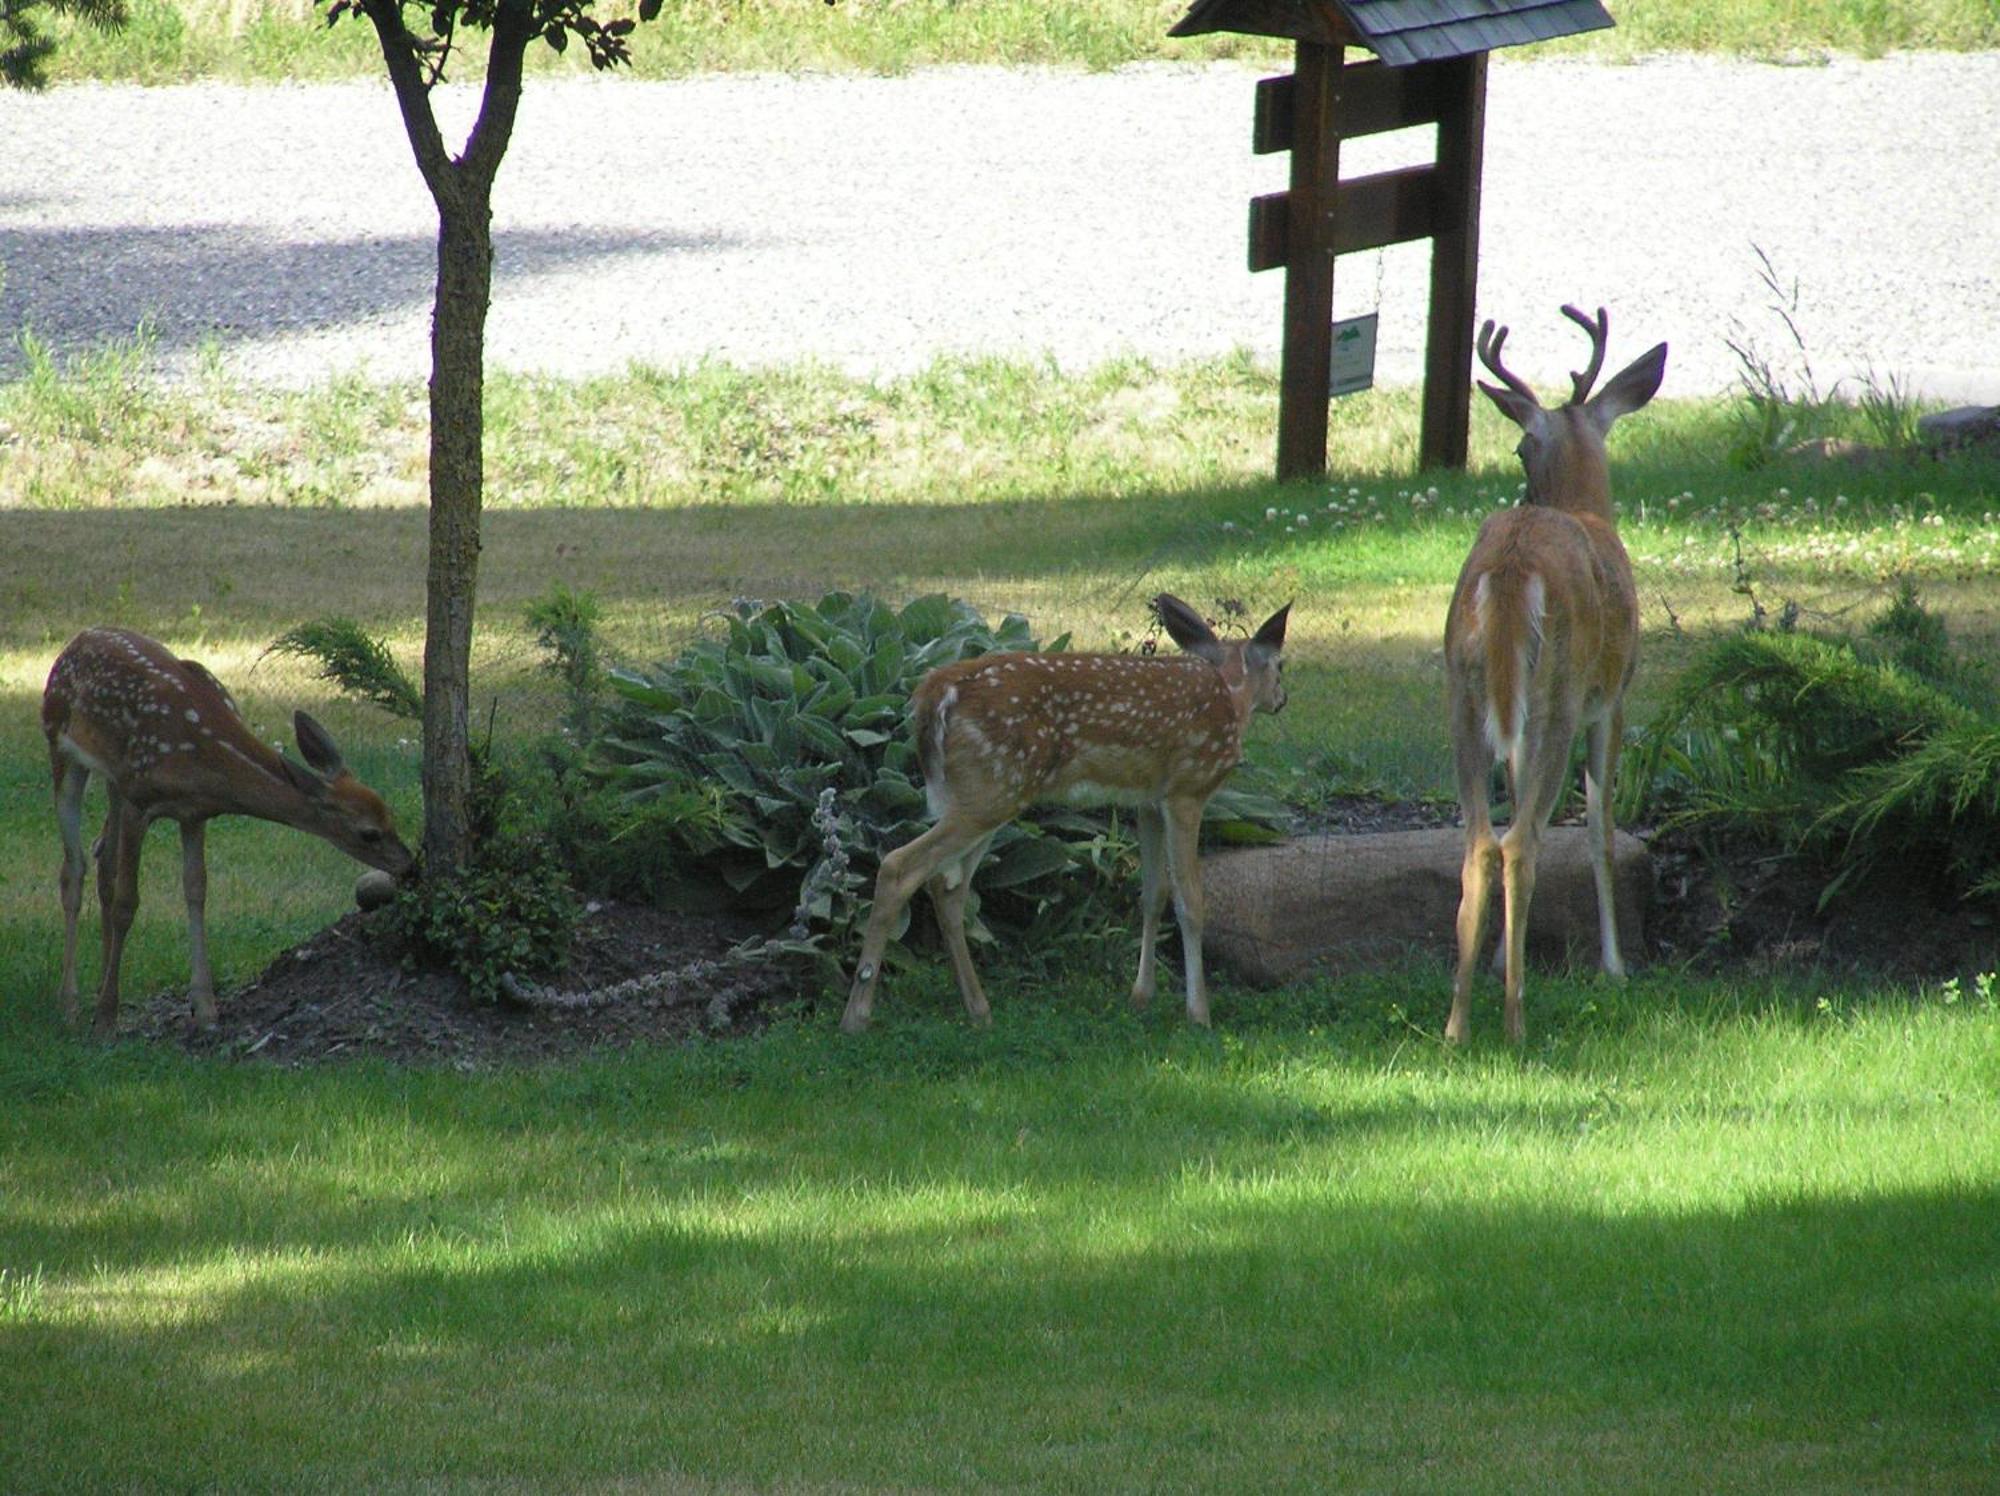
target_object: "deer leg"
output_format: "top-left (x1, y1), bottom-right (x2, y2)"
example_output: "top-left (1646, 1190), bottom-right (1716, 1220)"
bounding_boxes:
top-left (53, 757), bottom-right (90, 1027)
top-left (925, 831), bottom-right (997, 1027)
top-left (93, 797), bottom-right (146, 1040)
top-left (1162, 796), bottom-right (1211, 1027)
top-left (1448, 694), bottom-right (1499, 1045)
top-left (1129, 803), bottom-right (1169, 1012)
top-left (1585, 712), bottom-right (1626, 981)
top-left (1497, 708), bottom-right (1581, 1047)
top-left (843, 814), bottom-right (995, 1033)
top-left (1450, 828), bottom-right (1500, 1045)
top-left (181, 820), bottom-right (218, 1030)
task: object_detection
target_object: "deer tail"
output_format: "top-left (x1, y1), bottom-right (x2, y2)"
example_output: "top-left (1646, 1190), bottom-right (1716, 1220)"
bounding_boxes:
top-left (1473, 570), bottom-right (1546, 764)
top-left (912, 682), bottom-right (956, 822)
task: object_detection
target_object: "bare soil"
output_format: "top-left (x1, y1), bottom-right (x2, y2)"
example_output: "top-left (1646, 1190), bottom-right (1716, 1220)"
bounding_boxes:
top-left (131, 797), bottom-right (1999, 1067)
top-left (1644, 826), bottom-right (2000, 986)
top-left (133, 900), bottom-right (802, 1068)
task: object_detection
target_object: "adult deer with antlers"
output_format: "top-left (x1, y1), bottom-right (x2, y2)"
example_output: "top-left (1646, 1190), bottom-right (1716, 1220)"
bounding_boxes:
top-left (1444, 305), bottom-right (1666, 1045)
top-left (841, 594), bottom-right (1289, 1034)
top-left (43, 628), bottom-right (415, 1037)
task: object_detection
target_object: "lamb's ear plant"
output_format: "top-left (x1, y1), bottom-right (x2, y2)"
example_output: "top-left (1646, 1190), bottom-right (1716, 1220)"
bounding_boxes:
top-left (597, 591), bottom-right (1288, 980)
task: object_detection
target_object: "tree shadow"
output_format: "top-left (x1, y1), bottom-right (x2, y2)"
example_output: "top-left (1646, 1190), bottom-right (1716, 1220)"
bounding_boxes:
top-left (0, 220), bottom-right (752, 380)
top-left (8, 1111), bottom-right (1994, 1486)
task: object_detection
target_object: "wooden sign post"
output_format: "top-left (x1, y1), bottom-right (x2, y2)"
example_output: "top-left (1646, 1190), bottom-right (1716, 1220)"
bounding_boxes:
top-left (1250, 47), bottom-right (1487, 477)
top-left (1171, 0), bottom-right (1613, 482)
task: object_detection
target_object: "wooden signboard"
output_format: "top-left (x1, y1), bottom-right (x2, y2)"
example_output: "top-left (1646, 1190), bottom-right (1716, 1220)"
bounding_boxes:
top-left (1170, 0), bottom-right (1614, 479)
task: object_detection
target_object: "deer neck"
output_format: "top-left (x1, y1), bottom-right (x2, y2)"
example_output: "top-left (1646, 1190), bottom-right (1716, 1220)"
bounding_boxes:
top-left (1527, 413), bottom-right (1617, 524)
top-left (1212, 653), bottom-right (1258, 736)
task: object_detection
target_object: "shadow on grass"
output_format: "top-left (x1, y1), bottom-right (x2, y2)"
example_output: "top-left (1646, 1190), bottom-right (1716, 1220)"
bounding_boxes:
top-left (0, 478), bottom-right (1313, 651)
top-left (5, 1093), bottom-right (1992, 1487)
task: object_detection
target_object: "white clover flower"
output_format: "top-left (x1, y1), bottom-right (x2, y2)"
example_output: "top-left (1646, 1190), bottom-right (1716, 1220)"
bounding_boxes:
top-left (1266, 506), bottom-right (1278, 521)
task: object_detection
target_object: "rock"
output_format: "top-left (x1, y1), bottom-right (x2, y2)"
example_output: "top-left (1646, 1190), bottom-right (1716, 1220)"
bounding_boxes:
top-left (354, 870), bottom-right (399, 910)
top-left (1782, 435), bottom-right (1895, 466)
top-left (1917, 404), bottom-right (2000, 454)
top-left (1201, 827), bottom-right (1651, 987)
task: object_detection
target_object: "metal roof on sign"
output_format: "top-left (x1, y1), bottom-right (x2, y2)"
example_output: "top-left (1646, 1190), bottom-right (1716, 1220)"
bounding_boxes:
top-left (1169, 0), bottom-right (1614, 63)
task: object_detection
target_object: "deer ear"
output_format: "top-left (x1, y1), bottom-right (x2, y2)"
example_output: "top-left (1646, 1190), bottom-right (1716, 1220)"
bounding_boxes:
top-left (276, 752), bottom-right (330, 800)
top-left (1153, 594), bottom-right (1223, 662)
top-left (1586, 342), bottom-right (1667, 431)
top-left (293, 711), bottom-right (348, 779)
top-left (1252, 603), bottom-right (1291, 651)
top-left (1478, 378), bottom-right (1543, 434)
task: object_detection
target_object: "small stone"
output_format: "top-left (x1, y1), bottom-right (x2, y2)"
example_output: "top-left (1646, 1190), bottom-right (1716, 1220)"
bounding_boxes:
top-left (1918, 404), bottom-right (2000, 453)
top-left (355, 870), bottom-right (399, 910)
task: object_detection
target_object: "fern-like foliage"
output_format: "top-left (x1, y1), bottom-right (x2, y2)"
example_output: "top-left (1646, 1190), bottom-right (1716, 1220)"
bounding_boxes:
top-left (1630, 590), bottom-right (2000, 908)
top-left (265, 618), bottom-right (423, 722)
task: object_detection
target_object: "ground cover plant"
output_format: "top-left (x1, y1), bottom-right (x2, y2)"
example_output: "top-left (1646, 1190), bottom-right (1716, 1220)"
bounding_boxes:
top-left (2, 347), bottom-right (1998, 1486)
top-left (29, 0), bottom-right (2000, 84)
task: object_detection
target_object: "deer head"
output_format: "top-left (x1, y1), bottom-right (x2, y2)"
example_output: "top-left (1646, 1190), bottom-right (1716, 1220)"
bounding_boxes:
top-left (1476, 303), bottom-right (1667, 519)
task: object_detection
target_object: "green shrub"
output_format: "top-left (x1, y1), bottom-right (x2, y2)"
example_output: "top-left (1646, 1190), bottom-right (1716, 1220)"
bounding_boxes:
top-left (1859, 575), bottom-right (1993, 709)
top-left (1631, 586), bottom-right (2000, 905)
top-left (384, 757), bottom-right (582, 1003)
top-left (525, 584), bottom-right (605, 736)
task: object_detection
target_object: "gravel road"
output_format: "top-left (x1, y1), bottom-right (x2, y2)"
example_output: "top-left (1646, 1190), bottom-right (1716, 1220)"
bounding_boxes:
top-left (2, 54), bottom-right (1996, 401)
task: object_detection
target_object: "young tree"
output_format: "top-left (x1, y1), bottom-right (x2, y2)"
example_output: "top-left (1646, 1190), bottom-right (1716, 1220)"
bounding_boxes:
top-left (2, 0), bottom-right (126, 88)
top-left (324, 0), bottom-right (655, 874)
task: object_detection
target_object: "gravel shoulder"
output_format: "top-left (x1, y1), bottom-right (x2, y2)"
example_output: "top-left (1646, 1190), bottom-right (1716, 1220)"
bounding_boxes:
top-left (3, 55), bottom-right (1997, 400)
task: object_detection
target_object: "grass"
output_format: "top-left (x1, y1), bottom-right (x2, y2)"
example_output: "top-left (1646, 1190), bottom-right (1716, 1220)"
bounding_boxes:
top-left (2, 982), bottom-right (1997, 1488)
top-left (3, 348), bottom-right (1999, 1486)
top-left (29, 0), bottom-right (2000, 85)
top-left (6, 343), bottom-right (1998, 790)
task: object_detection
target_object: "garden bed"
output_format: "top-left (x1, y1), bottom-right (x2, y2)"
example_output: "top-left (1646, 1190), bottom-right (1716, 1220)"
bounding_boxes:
top-left (128, 793), bottom-right (2000, 1068)
top-left (134, 900), bottom-right (797, 1068)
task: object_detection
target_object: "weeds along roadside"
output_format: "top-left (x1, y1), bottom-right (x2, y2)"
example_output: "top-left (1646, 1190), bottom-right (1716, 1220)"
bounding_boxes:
top-left (29, 0), bottom-right (2000, 86)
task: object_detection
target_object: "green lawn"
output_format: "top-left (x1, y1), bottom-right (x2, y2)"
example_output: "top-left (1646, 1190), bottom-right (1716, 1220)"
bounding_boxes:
top-left (3, 987), bottom-right (1996, 1489)
top-left (2, 352), bottom-right (1997, 1488)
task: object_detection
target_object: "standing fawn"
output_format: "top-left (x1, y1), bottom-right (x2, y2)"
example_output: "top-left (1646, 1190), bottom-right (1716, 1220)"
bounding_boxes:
top-left (1444, 305), bottom-right (1666, 1045)
top-left (43, 627), bottom-right (415, 1037)
top-left (841, 594), bottom-right (1289, 1033)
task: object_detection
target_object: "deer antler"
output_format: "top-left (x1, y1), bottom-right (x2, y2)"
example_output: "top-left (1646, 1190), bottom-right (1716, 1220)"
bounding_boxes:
top-left (1476, 319), bottom-right (1540, 408)
top-left (1561, 304), bottom-right (1610, 404)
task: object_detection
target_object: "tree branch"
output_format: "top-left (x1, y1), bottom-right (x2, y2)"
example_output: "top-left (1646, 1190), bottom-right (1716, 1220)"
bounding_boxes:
top-left (359, 0), bottom-right (457, 208)
top-left (460, 0), bottom-right (533, 187)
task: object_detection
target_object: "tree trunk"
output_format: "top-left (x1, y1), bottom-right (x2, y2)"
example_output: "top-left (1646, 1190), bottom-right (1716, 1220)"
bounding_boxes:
top-left (361, 0), bottom-right (530, 877)
top-left (420, 194), bottom-right (492, 874)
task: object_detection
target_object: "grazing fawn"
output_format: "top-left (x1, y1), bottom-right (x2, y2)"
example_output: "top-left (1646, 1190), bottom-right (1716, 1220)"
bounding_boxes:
top-left (841, 594), bottom-right (1289, 1033)
top-left (1444, 305), bottom-right (1666, 1045)
top-left (43, 628), bottom-right (415, 1036)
